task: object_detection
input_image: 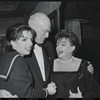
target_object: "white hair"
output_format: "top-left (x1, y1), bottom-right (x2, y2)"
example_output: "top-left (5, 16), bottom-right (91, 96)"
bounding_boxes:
top-left (28, 12), bottom-right (51, 29)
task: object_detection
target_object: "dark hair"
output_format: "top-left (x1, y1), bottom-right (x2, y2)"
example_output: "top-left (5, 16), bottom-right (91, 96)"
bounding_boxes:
top-left (5, 23), bottom-right (36, 53)
top-left (55, 29), bottom-right (80, 55)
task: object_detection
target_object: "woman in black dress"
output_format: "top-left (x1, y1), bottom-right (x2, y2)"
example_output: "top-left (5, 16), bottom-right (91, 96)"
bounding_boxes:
top-left (51, 29), bottom-right (100, 98)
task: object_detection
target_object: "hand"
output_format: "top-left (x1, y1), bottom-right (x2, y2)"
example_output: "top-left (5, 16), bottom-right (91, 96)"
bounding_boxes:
top-left (47, 81), bottom-right (56, 88)
top-left (69, 87), bottom-right (82, 98)
top-left (46, 81), bottom-right (57, 95)
top-left (0, 89), bottom-right (18, 98)
top-left (87, 62), bottom-right (94, 74)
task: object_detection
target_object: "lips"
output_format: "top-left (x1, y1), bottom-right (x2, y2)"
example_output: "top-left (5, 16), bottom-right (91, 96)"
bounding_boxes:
top-left (57, 51), bottom-right (63, 55)
top-left (26, 47), bottom-right (32, 51)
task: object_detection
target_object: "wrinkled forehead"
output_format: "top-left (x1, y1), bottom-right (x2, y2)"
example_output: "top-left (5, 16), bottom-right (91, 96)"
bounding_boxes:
top-left (28, 13), bottom-right (51, 30)
top-left (41, 21), bottom-right (51, 30)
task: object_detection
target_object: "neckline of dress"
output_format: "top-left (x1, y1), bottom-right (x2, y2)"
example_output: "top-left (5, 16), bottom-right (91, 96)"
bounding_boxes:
top-left (59, 56), bottom-right (73, 64)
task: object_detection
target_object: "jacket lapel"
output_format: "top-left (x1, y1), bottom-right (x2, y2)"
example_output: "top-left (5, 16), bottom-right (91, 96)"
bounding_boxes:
top-left (25, 51), bottom-right (44, 82)
top-left (42, 47), bottom-right (50, 81)
top-left (25, 47), bottom-right (50, 83)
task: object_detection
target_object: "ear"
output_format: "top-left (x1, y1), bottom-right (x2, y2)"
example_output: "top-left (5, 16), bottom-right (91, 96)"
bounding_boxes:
top-left (10, 40), bottom-right (16, 49)
top-left (71, 46), bottom-right (75, 52)
top-left (32, 24), bottom-right (38, 35)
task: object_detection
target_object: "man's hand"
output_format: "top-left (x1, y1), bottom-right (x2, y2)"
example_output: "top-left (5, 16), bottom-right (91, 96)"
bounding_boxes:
top-left (46, 81), bottom-right (57, 95)
top-left (87, 62), bottom-right (94, 74)
top-left (0, 89), bottom-right (18, 98)
top-left (69, 87), bottom-right (82, 98)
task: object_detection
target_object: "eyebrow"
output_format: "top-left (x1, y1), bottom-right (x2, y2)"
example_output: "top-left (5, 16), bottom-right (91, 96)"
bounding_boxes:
top-left (21, 35), bottom-right (28, 39)
top-left (57, 41), bottom-right (66, 45)
top-left (58, 40), bottom-right (66, 43)
top-left (61, 41), bottom-right (66, 43)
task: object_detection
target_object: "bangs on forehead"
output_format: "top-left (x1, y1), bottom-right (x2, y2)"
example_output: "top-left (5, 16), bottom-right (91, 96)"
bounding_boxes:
top-left (16, 31), bottom-right (23, 39)
top-left (57, 37), bottom-right (70, 45)
top-left (57, 38), bottom-right (64, 44)
top-left (15, 24), bottom-right (32, 40)
top-left (16, 30), bottom-right (28, 40)
top-left (22, 30), bottom-right (32, 38)
top-left (57, 37), bottom-right (66, 42)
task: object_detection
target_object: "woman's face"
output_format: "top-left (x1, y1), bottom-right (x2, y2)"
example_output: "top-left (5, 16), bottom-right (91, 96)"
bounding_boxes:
top-left (11, 30), bottom-right (33, 56)
top-left (56, 38), bottom-right (75, 59)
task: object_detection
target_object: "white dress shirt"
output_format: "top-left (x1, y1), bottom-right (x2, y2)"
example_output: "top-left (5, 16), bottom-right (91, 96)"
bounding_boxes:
top-left (34, 44), bottom-right (46, 81)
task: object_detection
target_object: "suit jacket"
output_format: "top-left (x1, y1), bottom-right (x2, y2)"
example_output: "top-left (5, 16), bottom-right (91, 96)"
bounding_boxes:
top-left (25, 45), bottom-right (51, 98)
top-left (0, 51), bottom-right (37, 98)
top-left (43, 40), bottom-right (55, 66)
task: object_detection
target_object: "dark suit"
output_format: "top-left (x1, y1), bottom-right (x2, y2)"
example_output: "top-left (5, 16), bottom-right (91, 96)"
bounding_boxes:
top-left (25, 45), bottom-right (51, 98)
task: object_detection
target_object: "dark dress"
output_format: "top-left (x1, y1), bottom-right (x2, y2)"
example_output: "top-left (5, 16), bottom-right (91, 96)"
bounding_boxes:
top-left (51, 59), bottom-right (100, 98)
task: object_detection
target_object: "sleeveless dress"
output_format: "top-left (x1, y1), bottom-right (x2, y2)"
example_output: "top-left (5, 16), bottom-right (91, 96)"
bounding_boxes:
top-left (50, 59), bottom-right (100, 98)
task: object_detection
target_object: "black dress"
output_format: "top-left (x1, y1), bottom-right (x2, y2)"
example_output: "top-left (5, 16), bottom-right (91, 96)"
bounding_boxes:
top-left (51, 59), bottom-right (100, 98)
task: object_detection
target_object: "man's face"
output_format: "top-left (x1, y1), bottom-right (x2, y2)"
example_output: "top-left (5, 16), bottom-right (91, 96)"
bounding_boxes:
top-left (34, 22), bottom-right (51, 44)
top-left (28, 13), bottom-right (51, 44)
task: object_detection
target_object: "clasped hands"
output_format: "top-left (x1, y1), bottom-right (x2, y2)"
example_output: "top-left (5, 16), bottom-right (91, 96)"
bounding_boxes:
top-left (46, 81), bottom-right (57, 95)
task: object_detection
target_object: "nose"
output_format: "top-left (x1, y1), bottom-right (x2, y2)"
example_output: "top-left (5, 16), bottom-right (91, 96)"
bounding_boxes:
top-left (28, 40), bottom-right (33, 46)
top-left (56, 45), bottom-right (61, 50)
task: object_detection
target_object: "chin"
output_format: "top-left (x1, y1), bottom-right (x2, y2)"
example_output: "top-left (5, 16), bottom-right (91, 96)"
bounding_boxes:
top-left (58, 55), bottom-right (62, 58)
top-left (40, 41), bottom-right (44, 44)
top-left (58, 55), bottom-right (64, 59)
top-left (25, 52), bottom-right (30, 55)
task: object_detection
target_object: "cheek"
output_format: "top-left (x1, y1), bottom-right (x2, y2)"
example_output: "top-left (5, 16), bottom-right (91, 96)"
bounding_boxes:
top-left (37, 34), bottom-right (42, 39)
top-left (56, 46), bottom-right (60, 54)
top-left (62, 47), bottom-right (69, 53)
top-left (18, 43), bottom-right (25, 49)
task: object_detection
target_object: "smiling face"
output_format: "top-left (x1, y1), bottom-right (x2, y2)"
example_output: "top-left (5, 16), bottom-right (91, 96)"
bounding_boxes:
top-left (11, 30), bottom-right (33, 56)
top-left (56, 38), bottom-right (75, 59)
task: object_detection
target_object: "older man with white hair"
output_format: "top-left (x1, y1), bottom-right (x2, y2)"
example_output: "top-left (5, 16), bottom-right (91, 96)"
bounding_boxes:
top-left (25, 12), bottom-right (57, 98)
